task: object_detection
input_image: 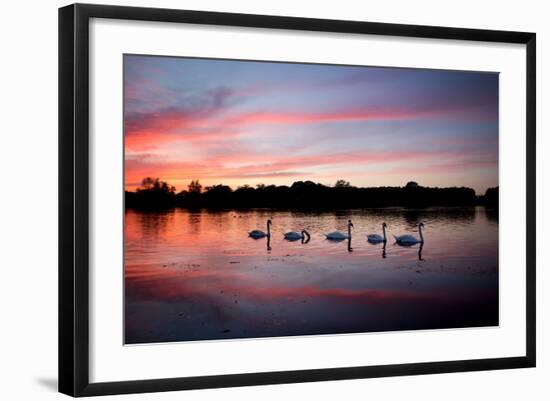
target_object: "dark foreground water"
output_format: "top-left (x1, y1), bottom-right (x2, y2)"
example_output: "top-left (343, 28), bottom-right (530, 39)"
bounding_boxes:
top-left (124, 207), bottom-right (498, 344)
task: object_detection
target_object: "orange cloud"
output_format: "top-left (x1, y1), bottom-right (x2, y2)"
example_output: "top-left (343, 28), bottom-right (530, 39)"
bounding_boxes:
top-left (124, 147), bottom-right (496, 191)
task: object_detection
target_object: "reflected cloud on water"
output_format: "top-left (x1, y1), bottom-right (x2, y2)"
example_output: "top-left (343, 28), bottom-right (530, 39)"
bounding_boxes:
top-left (125, 207), bottom-right (498, 343)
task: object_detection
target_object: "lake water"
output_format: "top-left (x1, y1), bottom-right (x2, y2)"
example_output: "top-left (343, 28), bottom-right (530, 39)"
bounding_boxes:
top-left (125, 207), bottom-right (498, 344)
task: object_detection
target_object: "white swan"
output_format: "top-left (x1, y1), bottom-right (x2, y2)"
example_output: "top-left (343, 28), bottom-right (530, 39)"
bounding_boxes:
top-left (394, 222), bottom-right (424, 246)
top-left (367, 222), bottom-right (387, 243)
top-left (249, 219), bottom-right (272, 239)
top-left (284, 230), bottom-right (311, 241)
top-left (325, 220), bottom-right (353, 240)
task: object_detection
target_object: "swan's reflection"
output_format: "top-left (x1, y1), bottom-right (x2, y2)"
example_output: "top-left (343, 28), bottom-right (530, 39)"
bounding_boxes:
top-left (393, 241), bottom-right (424, 260)
top-left (249, 234), bottom-right (272, 252)
top-left (367, 239), bottom-right (387, 258)
top-left (324, 235), bottom-right (352, 252)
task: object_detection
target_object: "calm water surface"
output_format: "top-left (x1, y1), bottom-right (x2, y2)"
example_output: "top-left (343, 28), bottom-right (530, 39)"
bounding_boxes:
top-left (125, 207), bottom-right (498, 344)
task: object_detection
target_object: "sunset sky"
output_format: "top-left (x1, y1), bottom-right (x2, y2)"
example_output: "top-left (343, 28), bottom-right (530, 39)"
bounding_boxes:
top-left (124, 55), bottom-right (499, 195)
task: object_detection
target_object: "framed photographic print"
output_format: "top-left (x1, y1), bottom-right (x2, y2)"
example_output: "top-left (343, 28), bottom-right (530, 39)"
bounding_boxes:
top-left (58, 3), bottom-right (536, 397)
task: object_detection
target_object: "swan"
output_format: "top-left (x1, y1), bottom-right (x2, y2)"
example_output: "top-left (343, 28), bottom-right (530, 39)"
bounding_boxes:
top-left (325, 220), bottom-right (353, 241)
top-left (393, 222), bottom-right (425, 246)
top-left (367, 222), bottom-right (387, 243)
top-left (249, 219), bottom-right (272, 239)
top-left (284, 230), bottom-right (311, 241)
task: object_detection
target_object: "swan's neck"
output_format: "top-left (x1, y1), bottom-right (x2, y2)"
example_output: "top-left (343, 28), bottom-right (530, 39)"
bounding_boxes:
top-left (419, 225), bottom-right (424, 243)
top-left (382, 225), bottom-right (387, 241)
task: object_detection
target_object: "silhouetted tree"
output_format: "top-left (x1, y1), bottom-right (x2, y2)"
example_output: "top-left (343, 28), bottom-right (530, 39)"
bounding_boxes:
top-left (136, 177), bottom-right (175, 194)
top-left (126, 177), bottom-right (176, 209)
top-left (334, 179), bottom-right (352, 188)
top-left (188, 180), bottom-right (202, 193)
top-left (139, 177), bottom-right (156, 191)
top-left (484, 187), bottom-right (499, 208)
top-left (126, 177), bottom-right (485, 210)
top-left (203, 184), bottom-right (233, 207)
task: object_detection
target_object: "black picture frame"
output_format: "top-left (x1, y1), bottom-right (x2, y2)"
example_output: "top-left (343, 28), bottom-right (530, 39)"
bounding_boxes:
top-left (59, 3), bottom-right (536, 397)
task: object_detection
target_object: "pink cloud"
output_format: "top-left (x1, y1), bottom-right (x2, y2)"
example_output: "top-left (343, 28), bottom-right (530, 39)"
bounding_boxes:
top-left (224, 107), bottom-right (439, 127)
top-left (123, 105), bottom-right (455, 155)
top-left (124, 147), bottom-right (496, 191)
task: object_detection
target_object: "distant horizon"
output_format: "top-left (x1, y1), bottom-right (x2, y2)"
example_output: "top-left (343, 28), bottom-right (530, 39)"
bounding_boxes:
top-left (127, 177), bottom-right (497, 196)
top-left (124, 55), bottom-right (499, 196)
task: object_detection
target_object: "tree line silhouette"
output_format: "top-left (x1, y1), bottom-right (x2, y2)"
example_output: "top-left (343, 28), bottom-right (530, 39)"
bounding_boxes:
top-left (125, 177), bottom-right (499, 210)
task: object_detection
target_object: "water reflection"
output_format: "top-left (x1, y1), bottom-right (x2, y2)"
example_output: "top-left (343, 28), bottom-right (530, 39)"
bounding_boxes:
top-left (249, 235), bottom-right (272, 252)
top-left (484, 207), bottom-right (499, 222)
top-left (324, 234), bottom-right (353, 252)
top-left (125, 207), bottom-right (498, 344)
top-left (402, 208), bottom-right (476, 226)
